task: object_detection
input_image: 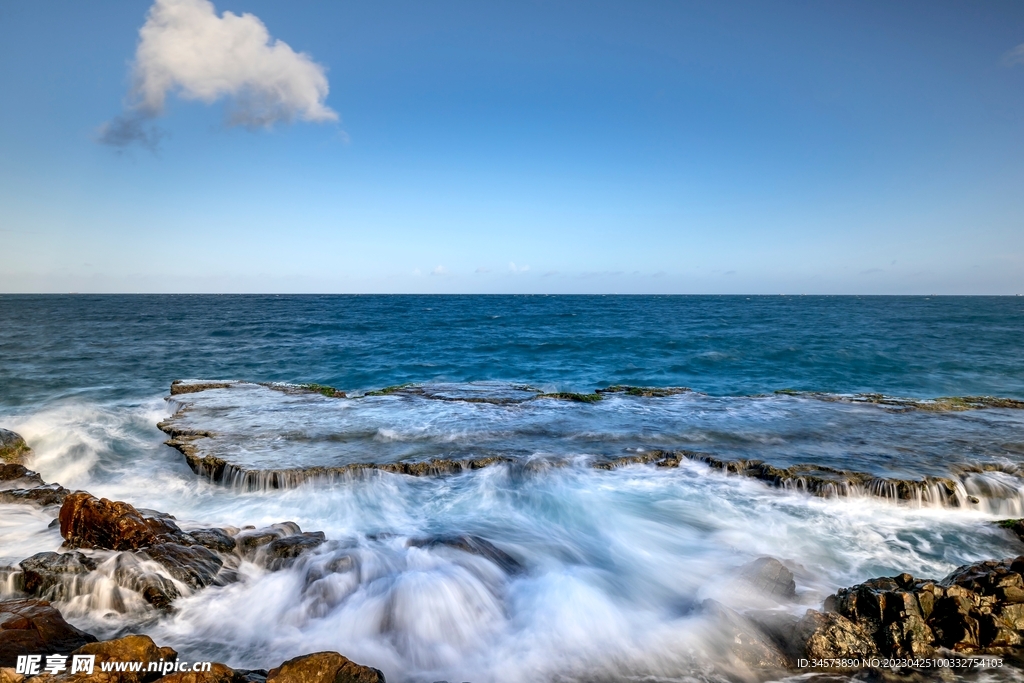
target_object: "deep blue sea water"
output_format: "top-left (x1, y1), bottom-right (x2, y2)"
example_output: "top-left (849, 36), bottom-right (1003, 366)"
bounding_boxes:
top-left (3, 295), bottom-right (1024, 683)
top-left (3, 294), bottom-right (1024, 406)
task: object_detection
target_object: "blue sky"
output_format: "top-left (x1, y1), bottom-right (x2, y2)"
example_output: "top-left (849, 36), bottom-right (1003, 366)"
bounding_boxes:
top-left (1, 0), bottom-right (1023, 294)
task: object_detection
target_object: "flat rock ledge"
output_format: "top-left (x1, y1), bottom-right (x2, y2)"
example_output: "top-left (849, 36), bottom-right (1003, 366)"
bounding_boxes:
top-left (0, 605), bottom-right (384, 682)
top-left (0, 464), bottom-right (69, 508)
top-left (158, 413), bottom-right (995, 506)
top-left (159, 382), bottom-right (1019, 504)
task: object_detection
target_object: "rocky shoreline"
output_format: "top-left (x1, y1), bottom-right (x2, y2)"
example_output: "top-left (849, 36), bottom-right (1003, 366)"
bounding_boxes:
top-left (158, 381), bottom-right (1024, 514)
top-left (4, 421), bottom-right (1024, 681)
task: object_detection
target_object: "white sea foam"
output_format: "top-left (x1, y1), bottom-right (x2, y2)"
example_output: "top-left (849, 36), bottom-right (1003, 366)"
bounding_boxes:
top-left (3, 390), bottom-right (1024, 682)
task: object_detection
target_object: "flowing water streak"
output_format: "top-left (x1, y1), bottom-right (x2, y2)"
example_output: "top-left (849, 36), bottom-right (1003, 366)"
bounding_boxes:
top-left (2, 396), bottom-right (1024, 682)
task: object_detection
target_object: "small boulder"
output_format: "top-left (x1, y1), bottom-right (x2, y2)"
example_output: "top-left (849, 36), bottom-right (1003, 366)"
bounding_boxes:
top-left (737, 557), bottom-right (797, 600)
top-left (262, 535), bottom-right (326, 570)
top-left (236, 524), bottom-right (326, 570)
top-left (266, 652), bottom-right (384, 683)
top-left (140, 544), bottom-right (223, 590)
top-left (72, 635), bottom-right (177, 683)
top-left (0, 431), bottom-right (30, 465)
top-left (58, 493), bottom-right (186, 551)
top-left (0, 465), bottom-right (43, 489)
top-left (700, 600), bottom-right (791, 670)
top-left (0, 668), bottom-right (25, 683)
top-left (795, 610), bottom-right (878, 662)
top-left (154, 663), bottom-right (242, 683)
top-left (186, 529), bottom-right (236, 554)
top-left (19, 553), bottom-right (98, 600)
top-left (0, 599), bottom-right (97, 667)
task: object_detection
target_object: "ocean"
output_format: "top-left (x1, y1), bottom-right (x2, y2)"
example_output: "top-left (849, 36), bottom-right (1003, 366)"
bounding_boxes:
top-left (2, 294), bottom-right (1024, 682)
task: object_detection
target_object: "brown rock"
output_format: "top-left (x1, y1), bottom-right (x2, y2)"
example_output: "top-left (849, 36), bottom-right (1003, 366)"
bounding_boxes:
top-left (0, 430), bottom-right (30, 465)
top-left (0, 465), bottom-right (43, 487)
top-left (169, 382), bottom-right (233, 396)
top-left (153, 663), bottom-right (239, 683)
top-left (0, 667), bottom-right (24, 683)
top-left (795, 610), bottom-right (878, 661)
top-left (58, 494), bottom-right (185, 551)
top-left (266, 652), bottom-right (384, 683)
top-left (0, 599), bottom-right (96, 668)
top-left (72, 635), bottom-right (176, 683)
top-left (0, 486), bottom-right (70, 508)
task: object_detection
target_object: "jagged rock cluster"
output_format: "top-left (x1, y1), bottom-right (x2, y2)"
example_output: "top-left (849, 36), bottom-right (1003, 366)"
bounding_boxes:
top-left (0, 427), bottom-right (382, 681)
top-left (9, 492), bottom-right (326, 612)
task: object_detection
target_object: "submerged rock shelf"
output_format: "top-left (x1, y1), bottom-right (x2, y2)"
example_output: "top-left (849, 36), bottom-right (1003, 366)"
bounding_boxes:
top-left (158, 381), bottom-right (1024, 513)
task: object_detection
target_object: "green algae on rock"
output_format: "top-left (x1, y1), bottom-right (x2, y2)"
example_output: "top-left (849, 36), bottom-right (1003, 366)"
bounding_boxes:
top-left (0, 429), bottom-right (30, 465)
top-left (775, 389), bottom-right (1024, 412)
top-left (596, 385), bottom-right (691, 397)
top-left (535, 392), bottom-right (603, 403)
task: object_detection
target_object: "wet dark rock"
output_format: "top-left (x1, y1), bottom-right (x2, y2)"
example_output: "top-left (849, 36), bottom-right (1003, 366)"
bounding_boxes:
top-left (235, 523), bottom-right (299, 555)
top-left (795, 610), bottom-right (879, 662)
top-left (235, 524), bottom-right (326, 569)
top-left (0, 599), bottom-right (97, 667)
top-left (59, 492), bottom-right (188, 551)
top-left (596, 385), bottom-right (690, 397)
top-left (0, 431), bottom-right (30, 466)
top-left (141, 543), bottom-right (224, 590)
top-left (105, 553), bottom-right (181, 611)
top-left (795, 557), bottom-right (1024, 668)
top-left (19, 553), bottom-right (98, 600)
top-left (0, 465), bottom-right (43, 487)
top-left (188, 528), bottom-right (237, 554)
top-left (738, 557), bottom-right (797, 600)
top-left (262, 535), bottom-right (326, 570)
top-left (701, 600), bottom-right (791, 670)
top-left (265, 652), bottom-right (385, 683)
top-left (0, 485), bottom-right (70, 507)
top-left (997, 518), bottom-right (1024, 543)
top-left (408, 535), bottom-right (523, 575)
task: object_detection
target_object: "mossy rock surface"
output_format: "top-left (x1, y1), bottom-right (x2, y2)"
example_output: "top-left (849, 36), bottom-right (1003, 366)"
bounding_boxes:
top-left (536, 392), bottom-right (603, 403)
top-left (300, 383), bottom-right (347, 398)
top-left (597, 385), bottom-right (690, 397)
top-left (0, 428), bottom-right (30, 464)
top-left (364, 383), bottom-right (414, 397)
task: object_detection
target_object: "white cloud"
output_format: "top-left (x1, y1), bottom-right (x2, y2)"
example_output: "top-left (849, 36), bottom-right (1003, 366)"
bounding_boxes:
top-left (101, 0), bottom-right (336, 147)
top-left (508, 262), bottom-right (530, 273)
top-left (1003, 43), bottom-right (1024, 66)
top-left (431, 265), bottom-right (448, 276)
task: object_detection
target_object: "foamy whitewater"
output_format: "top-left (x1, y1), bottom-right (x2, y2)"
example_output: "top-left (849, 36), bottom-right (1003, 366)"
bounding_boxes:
top-left (3, 294), bottom-right (1024, 682)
